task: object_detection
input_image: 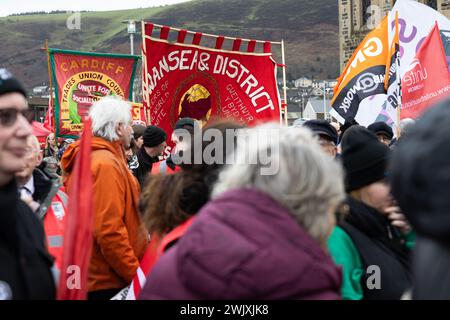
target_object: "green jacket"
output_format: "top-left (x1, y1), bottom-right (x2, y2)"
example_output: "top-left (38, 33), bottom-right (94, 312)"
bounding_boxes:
top-left (327, 226), bottom-right (415, 300)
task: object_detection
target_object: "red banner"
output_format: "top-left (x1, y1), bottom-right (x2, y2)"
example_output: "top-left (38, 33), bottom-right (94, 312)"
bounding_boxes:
top-left (401, 23), bottom-right (450, 119)
top-left (50, 49), bottom-right (139, 138)
top-left (142, 25), bottom-right (281, 141)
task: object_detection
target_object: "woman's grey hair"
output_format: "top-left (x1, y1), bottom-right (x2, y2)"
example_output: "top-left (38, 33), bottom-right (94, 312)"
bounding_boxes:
top-left (399, 118), bottom-right (415, 136)
top-left (212, 123), bottom-right (345, 244)
top-left (89, 96), bottom-right (131, 141)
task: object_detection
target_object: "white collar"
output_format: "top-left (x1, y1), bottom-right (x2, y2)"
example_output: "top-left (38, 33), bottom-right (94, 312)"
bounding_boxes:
top-left (23, 175), bottom-right (35, 195)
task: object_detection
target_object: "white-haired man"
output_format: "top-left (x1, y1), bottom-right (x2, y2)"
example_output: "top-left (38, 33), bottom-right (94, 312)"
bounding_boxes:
top-left (0, 69), bottom-right (55, 299)
top-left (16, 134), bottom-right (68, 270)
top-left (61, 96), bottom-right (148, 300)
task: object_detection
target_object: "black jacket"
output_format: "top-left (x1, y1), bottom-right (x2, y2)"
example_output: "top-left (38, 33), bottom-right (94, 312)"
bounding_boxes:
top-left (32, 169), bottom-right (53, 203)
top-left (132, 147), bottom-right (159, 188)
top-left (30, 168), bottom-right (62, 220)
top-left (412, 236), bottom-right (450, 299)
top-left (340, 197), bottom-right (411, 300)
top-left (0, 179), bottom-right (56, 300)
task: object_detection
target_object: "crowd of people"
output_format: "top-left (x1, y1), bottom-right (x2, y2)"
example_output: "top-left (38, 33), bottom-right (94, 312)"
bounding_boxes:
top-left (1, 67), bottom-right (450, 300)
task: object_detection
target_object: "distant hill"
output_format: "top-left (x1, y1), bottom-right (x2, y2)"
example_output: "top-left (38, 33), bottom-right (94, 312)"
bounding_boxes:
top-left (0, 0), bottom-right (339, 91)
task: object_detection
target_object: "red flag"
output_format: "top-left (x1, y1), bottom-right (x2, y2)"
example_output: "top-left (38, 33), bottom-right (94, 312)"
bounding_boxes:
top-left (401, 23), bottom-right (450, 119)
top-left (43, 98), bottom-right (53, 131)
top-left (57, 119), bottom-right (93, 300)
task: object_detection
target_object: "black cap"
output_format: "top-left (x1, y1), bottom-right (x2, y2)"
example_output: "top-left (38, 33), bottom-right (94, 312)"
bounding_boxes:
top-left (143, 125), bottom-right (167, 148)
top-left (175, 117), bottom-right (195, 130)
top-left (0, 68), bottom-right (27, 98)
top-left (390, 98), bottom-right (450, 241)
top-left (341, 125), bottom-right (390, 192)
top-left (367, 121), bottom-right (394, 140)
top-left (303, 119), bottom-right (338, 145)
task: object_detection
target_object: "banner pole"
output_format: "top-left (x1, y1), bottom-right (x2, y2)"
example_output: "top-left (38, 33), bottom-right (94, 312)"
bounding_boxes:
top-left (141, 21), bottom-right (151, 124)
top-left (149, 22), bottom-right (282, 45)
top-left (396, 58), bottom-right (401, 137)
top-left (45, 39), bottom-right (57, 143)
top-left (281, 39), bottom-right (288, 126)
top-left (395, 12), bottom-right (402, 138)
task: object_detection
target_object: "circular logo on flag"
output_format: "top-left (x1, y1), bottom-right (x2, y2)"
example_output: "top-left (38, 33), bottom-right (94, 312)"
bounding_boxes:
top-left (171, 72), bottom-right (221, 128)
top-left (60, 72), bottom-right (124, 133)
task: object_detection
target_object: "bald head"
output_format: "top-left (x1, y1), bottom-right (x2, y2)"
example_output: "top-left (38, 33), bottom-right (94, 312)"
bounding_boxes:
top-left (16, 135), bottom-right (43, 185)
top-left (28, 135), bottom-right (40, 152)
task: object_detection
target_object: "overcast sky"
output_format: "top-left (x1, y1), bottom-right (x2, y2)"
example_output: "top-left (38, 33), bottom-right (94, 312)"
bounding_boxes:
top-left (0, 0), bottom-right (192, 17)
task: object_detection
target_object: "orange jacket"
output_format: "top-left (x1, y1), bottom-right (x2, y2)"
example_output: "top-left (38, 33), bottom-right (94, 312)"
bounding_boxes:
top-left (61, 137), bottom-right (149, 292)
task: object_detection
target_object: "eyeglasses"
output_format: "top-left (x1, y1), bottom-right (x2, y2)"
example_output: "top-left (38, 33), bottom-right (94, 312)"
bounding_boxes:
top-left (0, 108), bottom-right (34, 127)
top-left (318, 138), bottom-right (336, 148)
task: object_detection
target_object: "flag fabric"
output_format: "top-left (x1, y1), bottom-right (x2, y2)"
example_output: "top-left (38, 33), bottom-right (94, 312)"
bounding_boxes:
top-left (57, 119), bottom-right (93, 300)
top-left (43, 98), bottom-right (54, 132)
top-left (332, 0), bottom-right (450, 127)
top-left (375, 101), bottom-right (395, 126)
top-left (131, 102), bottom-right (148, 125)
top-left (383, 11), bottom-right (401, 129)
top-left (401, 23), bottom-right (450, 119)
top-left (32, 121), bottom-right (52, 148)
top-left (391, 0), bottom-right (450, 77)
top-left (48, 48), bottom-right (139, 139)
top-left (141, 23), bottom-right (282, 148)
top-left (331, 16), bottom-right (389, 124)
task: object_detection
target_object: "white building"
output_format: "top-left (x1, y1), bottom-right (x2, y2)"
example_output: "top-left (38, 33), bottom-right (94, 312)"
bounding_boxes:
top-left (32, 86), bottom-right (48, 95)
top-left (312, 79), bottom-right (338, 90)
top-left (294, 77), bottom-right (313, 88)
top-left (327, 79), bottom-right (338, 88)
top-left (303, 97), bottom-right (332, 121)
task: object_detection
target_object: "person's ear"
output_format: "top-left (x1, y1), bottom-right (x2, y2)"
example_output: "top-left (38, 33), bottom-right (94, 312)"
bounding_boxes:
top-left (332, 146), bottom-right (337, 158)
top-left (116, 123), bottom-right (124, 138)
top-left (36, 150), bottom-right (43, 167)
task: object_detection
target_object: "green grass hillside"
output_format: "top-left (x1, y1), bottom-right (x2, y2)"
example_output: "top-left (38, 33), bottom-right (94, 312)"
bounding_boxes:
top-left (0, 0), bottom-right (339, 90)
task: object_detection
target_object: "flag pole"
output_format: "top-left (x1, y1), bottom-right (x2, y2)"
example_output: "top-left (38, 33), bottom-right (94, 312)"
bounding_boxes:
top-left (395, 12), bottom-right (402, 138)
top-left (281, 39), bottom-right (288, 126)
top-left (45, 40), bottom-right (54, 128)
top-left (45, 39), bottom-right (57, 148)
top-left (141, 21), bottom-right (151, 124)
top-left (149, 22), bottom-right (282, 45)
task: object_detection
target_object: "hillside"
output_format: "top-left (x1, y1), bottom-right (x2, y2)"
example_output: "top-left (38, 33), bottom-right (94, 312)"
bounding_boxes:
top-left (0, 0), bottom-right (339, 91)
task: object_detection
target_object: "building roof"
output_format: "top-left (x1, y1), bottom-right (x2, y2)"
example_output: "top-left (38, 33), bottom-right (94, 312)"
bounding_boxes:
top-left (33, 86), bottom-right (48, 90)
top-left (307, 98), bottom-right (332, 113)
top-left (295, 77), bottom-right (311, 81)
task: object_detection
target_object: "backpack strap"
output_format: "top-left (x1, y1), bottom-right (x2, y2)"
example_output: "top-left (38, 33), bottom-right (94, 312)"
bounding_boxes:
top-left (36, 181), bottom-right (61, 221)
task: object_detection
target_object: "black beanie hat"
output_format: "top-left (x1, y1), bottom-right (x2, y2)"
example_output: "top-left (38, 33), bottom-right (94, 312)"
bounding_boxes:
top-left (341, 125), bottom-right (390, 192)
top-left (367, 121), bottom-right (394, 140)
top-left (0, 68), bottom-right (27, 98)
top-left (390, 99), bottom-right (450, 242)
top-left (143, 125), bottom-right (167, 148)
